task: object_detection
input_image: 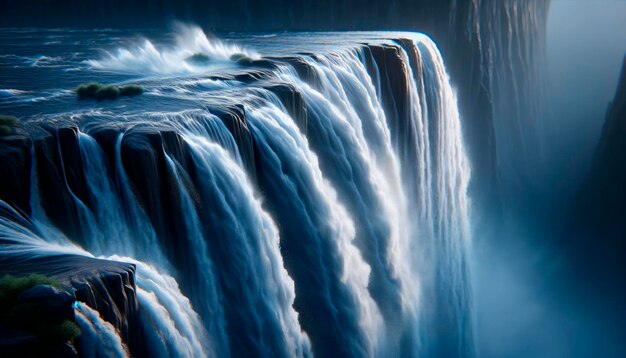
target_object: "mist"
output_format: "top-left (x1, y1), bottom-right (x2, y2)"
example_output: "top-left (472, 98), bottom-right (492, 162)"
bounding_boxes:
top-left (474, 1), bottom-right (626, 357)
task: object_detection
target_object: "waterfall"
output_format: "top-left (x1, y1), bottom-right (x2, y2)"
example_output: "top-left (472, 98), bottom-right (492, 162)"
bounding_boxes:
top-left (263, 35), bottom-right (473, 356)
top-left (176, 131), bottom-right (312, 357)
top-left (417, 39), bottom-right (473, 357)
top-left (77, 132), bottom-right (133, 255)
top-left (162, 151), bottom-right (230, 356)
top-left (244, 96), bottom-right (385, 357)
top-left (0, 200), bottom-right (209, 357)
top-left (115, 256), bottom-right (210, 357)
top-left (0, 29), bottom-right (473, 357)
top-left (75, 302), bottom-right (129, 358)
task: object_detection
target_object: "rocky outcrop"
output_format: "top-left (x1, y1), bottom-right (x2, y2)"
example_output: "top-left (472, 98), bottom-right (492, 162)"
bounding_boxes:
top-left (0, 254), bottom-right (143, 356)
top-left (571, 56), bottom-right (626, 261)
top-left (0, 325), bottom-right (39, 356)
top-left (367, 44), bottom-right (412, 154)
top-left (557, 57), bottom-right (626, 353)
top-left (266, 83), bottom-right (308, 135)
top-left (0, 283), bottom-right (77, 357)
top-left (0, 134), bottom-right (31, 214)
top-left (214, 105), bottom-right (259, 179)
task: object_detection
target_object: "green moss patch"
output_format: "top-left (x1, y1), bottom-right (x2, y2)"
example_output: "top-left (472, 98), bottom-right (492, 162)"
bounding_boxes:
top-left (0, 114), bottom-right (19, 135)
top-left (119, 84), bottom-right (144, 96)
top-left (77, 82), bottom-right (144, 100)
top-left (38, 319), bottom-right (82, 342)
top-left (0, 274), bottom-right (60, 304)
top-left (0, 274), bottom-right (80, 343)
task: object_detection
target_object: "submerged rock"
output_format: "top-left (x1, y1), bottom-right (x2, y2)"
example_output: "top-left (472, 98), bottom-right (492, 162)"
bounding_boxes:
top-left (76, 82), bottom-right (144, 100)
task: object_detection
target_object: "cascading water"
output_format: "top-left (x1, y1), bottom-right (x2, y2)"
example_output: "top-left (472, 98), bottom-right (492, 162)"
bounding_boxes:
top-left (176, 131), bottom-right (312, 357)
top-left (0, 26), bottom-right (473, 357)
top-left (244, 96), bottom-right (385, 357)
top-left (74, 302), bottom-right (129, 358)
top-left (0, 200), bottom-right (208, 357)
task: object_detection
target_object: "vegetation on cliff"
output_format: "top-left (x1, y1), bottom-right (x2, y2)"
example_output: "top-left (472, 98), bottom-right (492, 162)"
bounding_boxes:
top-left (0, 274), bottom-right (81, 343)
top-left (0, 115), bottom-right (19, 135)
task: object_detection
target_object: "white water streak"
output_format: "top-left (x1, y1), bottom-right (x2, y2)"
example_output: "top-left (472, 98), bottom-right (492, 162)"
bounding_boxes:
top-left (75, 301), bottom-right (130, 358)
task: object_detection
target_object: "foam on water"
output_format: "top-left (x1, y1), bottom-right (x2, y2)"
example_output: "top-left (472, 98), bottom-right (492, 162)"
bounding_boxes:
top-left (86, 24), bottom-right (259, 74)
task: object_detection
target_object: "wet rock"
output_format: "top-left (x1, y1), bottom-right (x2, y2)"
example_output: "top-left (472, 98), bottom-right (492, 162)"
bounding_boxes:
top-left (0, 324), bottom-right (38, 356)
top-left (16, 284), bottom-right (74, 322)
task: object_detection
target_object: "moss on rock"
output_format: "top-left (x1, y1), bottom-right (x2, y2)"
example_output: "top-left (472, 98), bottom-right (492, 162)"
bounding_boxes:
top-left (119, 84), bottom-right (144, 97)
top-left (76, 82), bottom-right (144, 100)
top-left (0, 115), bottom-right (19, 135)
top-left (76, 82), bottom-right (102, 98)
top-left (0, 274), bottom-right (81, 345)
top-left (0, 274), bottom-right (60, 304)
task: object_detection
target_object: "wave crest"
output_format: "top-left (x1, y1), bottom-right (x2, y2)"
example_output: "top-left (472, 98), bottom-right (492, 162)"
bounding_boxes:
top-left (86, 24), bottom-right (258, 74)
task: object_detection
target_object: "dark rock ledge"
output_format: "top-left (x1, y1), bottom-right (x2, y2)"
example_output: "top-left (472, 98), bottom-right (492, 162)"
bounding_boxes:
top-left (0, 254), bottom-right (144, 357)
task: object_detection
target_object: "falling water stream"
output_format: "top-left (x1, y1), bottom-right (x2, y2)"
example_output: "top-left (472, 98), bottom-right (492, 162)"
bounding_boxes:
top-left (0, 27), bottom-right (472, 357)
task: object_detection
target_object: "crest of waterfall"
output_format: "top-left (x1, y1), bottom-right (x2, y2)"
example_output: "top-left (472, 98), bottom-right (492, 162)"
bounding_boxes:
top-left (264, 35), bottom-right (473, 356)
top-left (0, 29), bottom-right (473, 357)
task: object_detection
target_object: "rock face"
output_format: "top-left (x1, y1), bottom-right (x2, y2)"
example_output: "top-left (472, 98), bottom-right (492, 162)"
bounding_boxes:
top-left (0, 283), bottom-right (76, 357)
top-left (0, 254), bottom-right (144, 357)
top-left (572, 56), bottom-right (626, 266)
top-left (16, 284), bottom-right (75, 323)
top-left (0, 134), bottom-right (32, 213)
top-left (0, 325), bottom-right (39, 356)
top-left (562, 57), bottom-right (626, 346)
